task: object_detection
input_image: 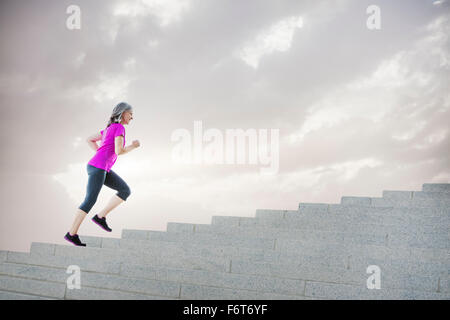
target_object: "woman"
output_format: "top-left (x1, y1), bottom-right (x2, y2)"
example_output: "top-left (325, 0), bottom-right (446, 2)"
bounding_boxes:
top-left (65, 102), bottom-right (141, 246)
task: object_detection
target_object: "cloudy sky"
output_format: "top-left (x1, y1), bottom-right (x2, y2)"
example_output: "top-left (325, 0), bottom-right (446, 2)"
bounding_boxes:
top-left (0, 0), bottom-right (449, 252)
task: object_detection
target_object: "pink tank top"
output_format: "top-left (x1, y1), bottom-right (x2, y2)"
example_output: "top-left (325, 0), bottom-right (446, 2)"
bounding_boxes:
top-left (88, 123), bottom-right (125, 172)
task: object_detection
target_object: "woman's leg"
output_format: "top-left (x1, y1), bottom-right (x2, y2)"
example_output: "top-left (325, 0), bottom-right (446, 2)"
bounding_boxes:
top-left (69, 209), bottom-right (88, 236)
top-left (70, 165), bottom-right (106, 235)
top-left (96, 195), bottom-right (125, 219)
top-left (97, 169), bottom-right (131, 218)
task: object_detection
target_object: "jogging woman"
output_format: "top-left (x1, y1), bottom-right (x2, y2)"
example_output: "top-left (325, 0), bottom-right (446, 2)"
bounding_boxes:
top-left (65, 102), bottom-right (140, 246)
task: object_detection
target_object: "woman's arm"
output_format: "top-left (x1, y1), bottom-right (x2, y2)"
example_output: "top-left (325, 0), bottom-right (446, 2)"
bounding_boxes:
top-left (115, 136), bottom-right (139, 155)
top-left (86, 132), bottom-right (102, 151)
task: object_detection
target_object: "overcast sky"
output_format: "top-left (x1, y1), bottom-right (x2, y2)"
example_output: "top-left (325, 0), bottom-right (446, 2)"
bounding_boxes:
top-left (0, 0), bottom-right (449, 252)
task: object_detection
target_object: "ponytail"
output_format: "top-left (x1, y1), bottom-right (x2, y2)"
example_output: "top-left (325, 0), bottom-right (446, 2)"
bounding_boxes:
top-left (106, 115), bottom-right (120, 129)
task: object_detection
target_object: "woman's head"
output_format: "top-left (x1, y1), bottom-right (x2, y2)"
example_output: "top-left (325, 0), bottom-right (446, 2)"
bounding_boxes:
top-left (107, 102), bottom-right (133, 127)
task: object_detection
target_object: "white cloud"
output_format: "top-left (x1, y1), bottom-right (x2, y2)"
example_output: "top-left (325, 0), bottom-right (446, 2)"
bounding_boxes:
top-left (113, 0), bottom-right (192, 27)
top-left (392, 120), bottom-right (427, 141)
top-left (92, 72), bottom-right (134, 103)
top-left (283, 158), bottom-right (383, 186)
top-left (234, 15), bottom-right (303, 69)
top-left (287, 14), bottom-right (450, 144)
top-left (100, 0), bottom-right (191, 44)
top-left (413, 128), bottom-right (448, 150)
top-left (287, 105), bottom-right (351, 143)
top-left (433, 0), bottom-right (447, 6)
top-left (58, 71), bottom-right (135, 103)
top-left (330, 158), bottom-right (383, 182)
top-left (257, 157), bottom-right (383, 199)
top-left (423, 15), bottom-right (450, 68)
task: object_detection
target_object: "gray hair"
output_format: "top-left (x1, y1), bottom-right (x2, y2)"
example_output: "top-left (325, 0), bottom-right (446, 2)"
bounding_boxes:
top-left (107, 102), bottom-right (133, 128)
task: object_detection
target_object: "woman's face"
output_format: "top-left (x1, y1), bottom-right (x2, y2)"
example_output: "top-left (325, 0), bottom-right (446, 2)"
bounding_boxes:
top-left (121, 110), bottom-right (133, 125)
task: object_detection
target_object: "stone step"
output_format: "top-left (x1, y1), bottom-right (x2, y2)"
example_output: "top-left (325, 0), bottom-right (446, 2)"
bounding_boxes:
top-left (0, 290), bottom-right (57, 300)
top-left (440, 277), bottom-right (450, 293)
top-left (127, 228), bottom-right (389, 248)
top-left (122, 229), bottom-right (276, 250)
top-left (123, 224), bottom-right (448, 250)
top-left (306, 205), bottom-right (449, 218)
top-left (166, 222), bottom-right (449, 251)
top-left (370, 197), bottom-right (450, 208)
top-left (47, 235), bottom-right (450, 278)
top-left (1, 180), bottom-right (447, 300)
top-left (0, 260), bottom-right (308, 298)
top-left (229, 259), bottom-right (444, 293)
top-left (2, 233), bottom-right (448, 300)
top-left (8, 247), bottom-right (446, 295)
top-left (8, 243), bottom-right (343, 278)
top-left (347, 255), bottom-right (449, 279)
top-left (75, 237), bottom-right (349, 269)
top-left (339, 195), bottom-right (450, 207)
top-left (30, 242), bottom-right (230, 273)
top-left (210, 215), bottom-right (449, 236)
top-left (167, 221), bottom-right (448, 241)
top-left (0, 251), bottom-right (6, 263)
top-left (27, 241), bottom-right (450, 280)
top-left (28, 242), bottom-right (348, 272)
top-left (165, 223), bottom-right (389, 247)
top-left (257, 207), bottom-right (450, 227)
top-left (340, 197), bottom-right (373, 206)
top-left (339, 191), bottom-right (450, 206)
top-left (274, 236), bottom-right (450, 260)
top-left (303, 197), bottom-right (450, 208)
top-left (11, 246), bottom-right (309, 299)
top-left (304, 281), bottom-right (450, 300)
top-left (422, 183), bottom-right (450, 193)
top-left (66, 285), bottom-right (178, 300)
top-left (0, 262), bottom-right (180, 299)
top-left (103, 233), bottom-right (448, 270)
top-left (0, 252), bottom-right (312, 299)
top-left (178, 283), bottom-right (311, 300)
top-left (22, 244), bottom-right (342, 280)
top-left (383, 191), bottom-right (450, 200)
top-left (298, 204), bottom-right (450, 215)
top-left (0, 274), bottom-right (66, 299)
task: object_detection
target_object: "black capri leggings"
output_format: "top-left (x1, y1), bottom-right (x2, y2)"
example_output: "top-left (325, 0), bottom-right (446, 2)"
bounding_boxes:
top-left (79, 164), bottom-right (131, 214)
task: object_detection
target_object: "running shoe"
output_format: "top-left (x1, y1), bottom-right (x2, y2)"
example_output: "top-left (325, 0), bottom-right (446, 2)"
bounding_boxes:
top-left (92, 214), bottom-right (112, 232)
top-left (64, 232), bottom-right (86, 246)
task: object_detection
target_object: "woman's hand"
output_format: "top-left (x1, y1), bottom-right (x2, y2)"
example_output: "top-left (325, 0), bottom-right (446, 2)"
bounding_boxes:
top-left (132, 140), bottom-right (141, 149)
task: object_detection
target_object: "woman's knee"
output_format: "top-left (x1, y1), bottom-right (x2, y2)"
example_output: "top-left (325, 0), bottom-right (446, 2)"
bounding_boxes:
top-left (78, 200), bottom-right (94, 214)
top-left (118, 186), bottom-right (131, 201)
top-left (79, 193), bottom-right (100, 213)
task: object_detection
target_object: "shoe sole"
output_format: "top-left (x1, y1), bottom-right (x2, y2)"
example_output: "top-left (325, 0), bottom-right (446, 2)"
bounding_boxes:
top-left (92, 218), bottom-right (112, 232)
top-left (64, 235), bottom-right (86, 247)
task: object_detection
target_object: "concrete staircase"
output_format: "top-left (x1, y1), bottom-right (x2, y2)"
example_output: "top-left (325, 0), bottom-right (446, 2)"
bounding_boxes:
top-left (0, 183), bottom-right (449, 300)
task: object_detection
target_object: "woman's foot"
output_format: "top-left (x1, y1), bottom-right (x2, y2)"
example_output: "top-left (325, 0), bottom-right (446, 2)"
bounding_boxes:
top-left (92, 214), bottom-right (112, 232)
top-left (64, 232), bottom-right (86, 246)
